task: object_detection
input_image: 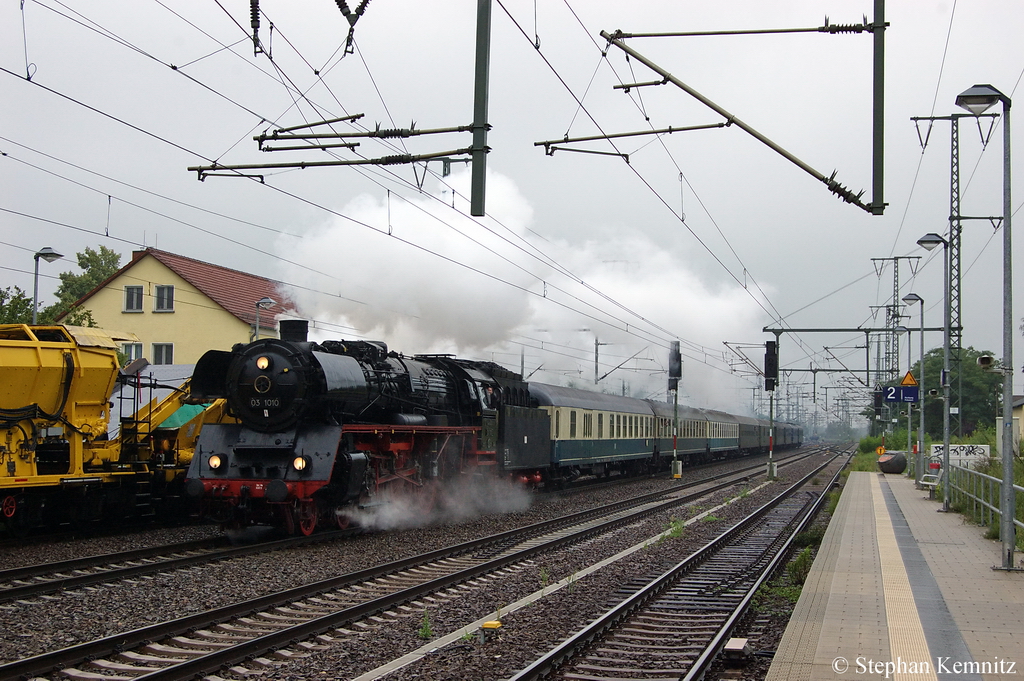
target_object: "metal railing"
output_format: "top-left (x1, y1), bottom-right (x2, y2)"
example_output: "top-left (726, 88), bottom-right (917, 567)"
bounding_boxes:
top-left (947, 464), bottom-right (1024, 534)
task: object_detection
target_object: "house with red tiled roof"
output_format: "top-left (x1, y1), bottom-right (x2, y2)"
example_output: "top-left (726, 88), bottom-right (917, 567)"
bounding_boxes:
top-left (64, 248), bottom-right (288, 364)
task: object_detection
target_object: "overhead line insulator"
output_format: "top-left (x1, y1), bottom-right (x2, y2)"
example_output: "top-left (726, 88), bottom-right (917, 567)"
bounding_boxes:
top-left (250, 0), bottom-right (262, 56)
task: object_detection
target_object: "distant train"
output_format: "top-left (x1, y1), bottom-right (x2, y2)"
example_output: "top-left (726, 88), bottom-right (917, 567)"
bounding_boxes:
top-left (0, 324), bottom-right (230, 534)
top-left (184, 320), bottom-right (802, 534)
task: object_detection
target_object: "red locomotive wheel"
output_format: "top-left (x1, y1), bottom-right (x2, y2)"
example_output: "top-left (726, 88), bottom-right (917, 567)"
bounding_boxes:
top-left (334, 508), bottom-right (351, 530)
top-left (297, 500), bottom-right (317, 536)
top-left (1, 496), bottom-right (15, 519)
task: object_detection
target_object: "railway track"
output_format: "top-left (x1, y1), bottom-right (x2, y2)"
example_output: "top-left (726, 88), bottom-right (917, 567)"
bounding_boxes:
top-left (0, 532), bottom-right (354, 603)
top-left (0, 449), bottom-right (816, 605)
top-left (0, 453), bottom-right (820, 681)
top-left (509, 457), bottom-right (845, 681)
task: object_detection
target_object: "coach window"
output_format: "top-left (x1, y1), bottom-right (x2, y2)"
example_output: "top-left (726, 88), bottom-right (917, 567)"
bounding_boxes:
top-left (597, 413), bottom-right (603, 439)
top-left (124, 285), bottom-right (143, 312)
top-left (154, 285), bottom-right (174, 312)
top-left (555, 410), bottom-right (561, 439)
top-left (570, 411), bottom-right (577, 439)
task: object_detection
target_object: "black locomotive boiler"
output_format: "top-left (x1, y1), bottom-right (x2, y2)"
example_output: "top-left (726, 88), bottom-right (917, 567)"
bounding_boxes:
top-left (184, 320), bottom-right (802, 534)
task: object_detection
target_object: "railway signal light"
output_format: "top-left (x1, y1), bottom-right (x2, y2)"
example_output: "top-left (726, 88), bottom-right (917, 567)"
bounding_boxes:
top-left (668, 341), bottom-right (681, 392)
top-left (764, 340), bottom-right (778, 392)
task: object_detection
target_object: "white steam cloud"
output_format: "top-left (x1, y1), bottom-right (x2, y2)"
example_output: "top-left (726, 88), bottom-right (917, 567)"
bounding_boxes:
top-left (276, 170), bottom-right (768, 412)
top-left (341, 476), bottom-right (533, 532)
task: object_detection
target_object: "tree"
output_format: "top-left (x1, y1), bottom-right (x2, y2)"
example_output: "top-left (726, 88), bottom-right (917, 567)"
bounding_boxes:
top-left (37, 246), bottom-right (121, 324)
top-left (0, 286), bottom-right (33, 323)
top-left (910, 346), bottom-right (1002, 437)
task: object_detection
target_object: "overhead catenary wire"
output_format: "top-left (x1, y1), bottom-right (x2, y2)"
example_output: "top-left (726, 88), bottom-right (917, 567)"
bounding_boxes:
top-left (25, 2), bottom-right (729, 366)
top-left (164, 0), bottom-right (752, 367)
top-left (503, 0), bottom-right (835, 375)
top-left (5, 2), bottom-right (848, 396)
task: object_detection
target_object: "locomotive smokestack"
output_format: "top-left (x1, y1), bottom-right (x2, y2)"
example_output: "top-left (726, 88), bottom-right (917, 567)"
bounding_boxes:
top-left (279, 319), bottom-right (309, 343)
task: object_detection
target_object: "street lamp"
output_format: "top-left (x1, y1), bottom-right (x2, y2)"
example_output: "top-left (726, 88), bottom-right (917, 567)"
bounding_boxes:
top-left (917, 232), bottom-right (951, 512)
top-left (32, 247), bottom-right (64, 325)
top-left (956, 83), bottom-right (1015, 570)
top-left (902, 292), bottom-right (925, 485)
top-left (253, 296), bottom-right (276, 341)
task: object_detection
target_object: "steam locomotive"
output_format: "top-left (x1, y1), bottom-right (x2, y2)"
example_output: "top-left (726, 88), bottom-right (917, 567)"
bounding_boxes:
top-left (184, 320), bottom-right (801, 534)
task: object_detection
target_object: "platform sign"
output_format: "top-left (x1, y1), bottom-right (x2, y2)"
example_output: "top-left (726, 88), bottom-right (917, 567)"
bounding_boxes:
top-left (884, 385), bottom-right (919, 403)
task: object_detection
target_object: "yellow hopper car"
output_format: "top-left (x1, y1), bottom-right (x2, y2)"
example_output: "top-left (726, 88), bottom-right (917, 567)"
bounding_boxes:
top-left (0, 324), bottom-right (228, 533)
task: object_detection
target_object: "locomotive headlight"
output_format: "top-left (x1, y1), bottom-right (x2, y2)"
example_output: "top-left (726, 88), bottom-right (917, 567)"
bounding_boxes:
top-left (209, 454), bottom-right (223, 470)
top-left (256, 355), bottom-right (271, 371)
top-left (292, 455), bottom-right (310, 472)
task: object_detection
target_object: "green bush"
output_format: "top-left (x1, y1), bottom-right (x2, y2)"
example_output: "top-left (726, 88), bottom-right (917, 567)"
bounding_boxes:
top-left (859, 436), bottom-right (883, 454)
top-left (786, 547), bottom-right (814, 585)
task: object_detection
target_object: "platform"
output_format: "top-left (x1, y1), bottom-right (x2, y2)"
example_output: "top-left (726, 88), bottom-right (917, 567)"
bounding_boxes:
top-left (767, 471), bottom-right (1024, 681)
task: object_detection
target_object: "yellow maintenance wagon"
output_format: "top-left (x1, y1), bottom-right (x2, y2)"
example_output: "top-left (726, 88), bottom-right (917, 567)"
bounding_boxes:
top-left (0, 324), bottom-right (229, 533)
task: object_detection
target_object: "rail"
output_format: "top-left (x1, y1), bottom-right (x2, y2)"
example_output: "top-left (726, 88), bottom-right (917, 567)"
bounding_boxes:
top-left (0, 457), bottom-right (805, 681)
top-left (508, 453), bottom-right (845, 681)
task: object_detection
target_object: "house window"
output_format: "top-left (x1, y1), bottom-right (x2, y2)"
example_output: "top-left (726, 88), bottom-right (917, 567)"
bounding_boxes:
top-left (152, 343), bottom-right (173, 365)
top-left (154, 285), bottom-right (174, 312)
top-left (124, 286), bottom-right (143, 312)
top-left (122, 343), bottom-right (143, 362)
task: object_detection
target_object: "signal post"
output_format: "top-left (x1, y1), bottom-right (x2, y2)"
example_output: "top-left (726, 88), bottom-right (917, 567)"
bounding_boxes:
top-left (765, 339), bottom-right (779, 479)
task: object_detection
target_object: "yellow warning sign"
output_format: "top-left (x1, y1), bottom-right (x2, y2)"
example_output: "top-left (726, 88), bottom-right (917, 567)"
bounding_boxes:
top-left (876, 445), bottom-right (886, 456)
top-left (900, 371), bottom-right (918, 387)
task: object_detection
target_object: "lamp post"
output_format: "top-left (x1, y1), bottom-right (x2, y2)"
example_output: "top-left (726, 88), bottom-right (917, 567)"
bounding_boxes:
top-left (253, 296), bottom-right (276, 341)
top-left (956, 83), bottom-right (1015, 570)
top-left (903, 293), bottom-right (925, 485)
top-left (32, 247), bottom-right (64, 325)
top-left (918, 232), bottom-right (951, 512)
top-left (895, 325), bottom-right (913, 457)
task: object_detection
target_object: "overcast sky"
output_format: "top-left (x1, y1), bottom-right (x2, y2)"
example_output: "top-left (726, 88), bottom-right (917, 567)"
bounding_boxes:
top-left (1, 1), bottom-right (1020, 424)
